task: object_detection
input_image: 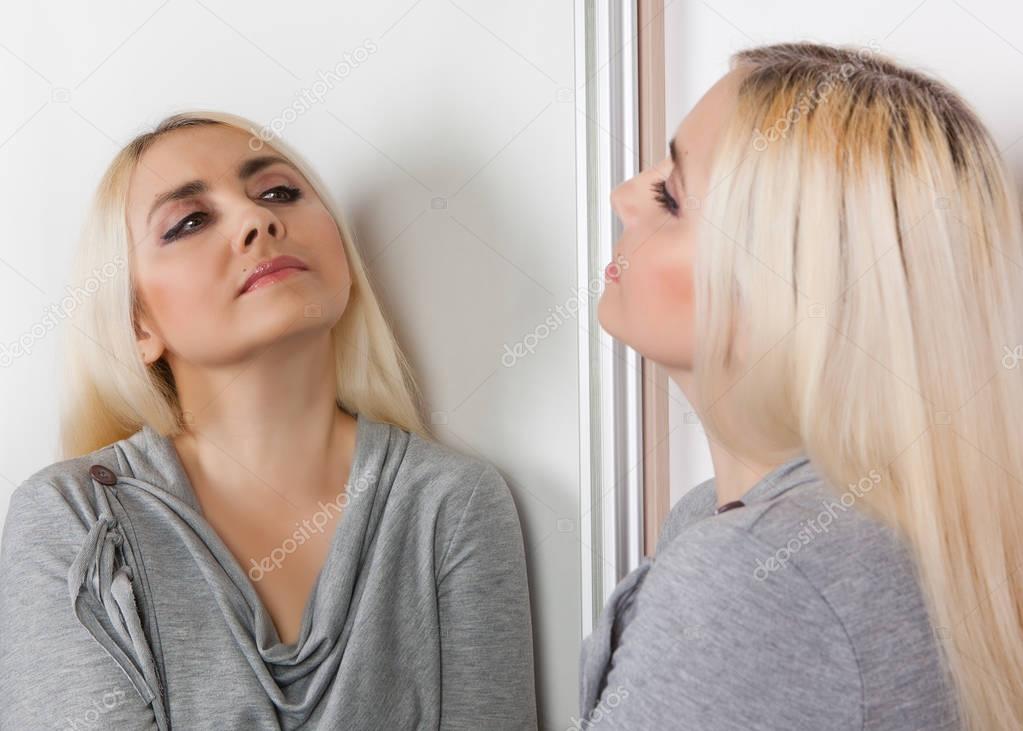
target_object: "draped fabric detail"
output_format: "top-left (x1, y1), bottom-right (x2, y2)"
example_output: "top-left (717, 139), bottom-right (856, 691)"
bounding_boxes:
top-left (66, 473), bottom-right (170, 730)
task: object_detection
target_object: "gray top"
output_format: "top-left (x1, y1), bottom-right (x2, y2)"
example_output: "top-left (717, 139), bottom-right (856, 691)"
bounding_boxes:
top-left (578, 454), bottom-right (962, 730)
top-left (0, 411), bottom-right (537, 730)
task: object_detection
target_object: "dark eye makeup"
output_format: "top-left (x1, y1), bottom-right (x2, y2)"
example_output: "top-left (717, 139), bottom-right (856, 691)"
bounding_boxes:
top-left (160, 185), bottom-right (303, 243)
top-left (650, 179), bottom-right (680, 216)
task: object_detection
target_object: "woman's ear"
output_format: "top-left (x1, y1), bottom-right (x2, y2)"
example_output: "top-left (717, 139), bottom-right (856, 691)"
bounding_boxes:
top-left (134, 313), bottom-right (166, 366)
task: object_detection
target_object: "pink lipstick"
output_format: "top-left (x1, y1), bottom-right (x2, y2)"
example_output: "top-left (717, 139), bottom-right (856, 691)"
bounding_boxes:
top-left (239, 255), bottom-right (309, 295)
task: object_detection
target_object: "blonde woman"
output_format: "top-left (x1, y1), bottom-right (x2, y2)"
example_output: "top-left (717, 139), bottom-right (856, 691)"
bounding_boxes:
top-left (581, 43), bottom-right (1022, 729)
top-left (0, 113), bottom-right (536, 729)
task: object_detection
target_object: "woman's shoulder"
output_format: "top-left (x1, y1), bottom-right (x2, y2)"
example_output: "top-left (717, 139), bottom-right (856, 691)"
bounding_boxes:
top-left (621, 480), bottom-right (957, 727)
top-left (608, 494), bottom-right (865, 728)
top-left (390, 426), bottom-right (518, 531)
top-left (380, 427), bottom-right (526, 581)
top-left (646, 473), bottom-right (927, 640)
top-left (652, 478), bottom-right (922, 617)
top-left (4, 441), bottom-right (125, 533)
top-left (655, 474), bottom-right (912, 591)
top-left (646, 478), bottom-right (957, 707)
top-left (1, 443), bottom-right (132, 599)
top-left (654, 476), bottom-right (718, 552)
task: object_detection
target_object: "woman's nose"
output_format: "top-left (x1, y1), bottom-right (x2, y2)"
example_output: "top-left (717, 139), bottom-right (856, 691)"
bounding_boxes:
top-left (234, 206), bottom-right (284, 252)
top-left (610, 179), bottom-right (639, 228)
top-left (610, 182), bottom-right (626, 221)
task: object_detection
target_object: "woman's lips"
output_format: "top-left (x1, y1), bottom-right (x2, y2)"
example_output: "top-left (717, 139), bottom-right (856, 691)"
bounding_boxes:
top-left (239, 254), bottom-right (309, 295)
top-left (242, 266), bottom-right (305, 293)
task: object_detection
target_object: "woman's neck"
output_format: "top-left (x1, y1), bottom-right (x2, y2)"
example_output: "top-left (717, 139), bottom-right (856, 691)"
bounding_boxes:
top-left (705, 438), bottom-right (784, 509)
top-left (667, 365), bottom-right (787, 509)
top-left (167, 330), bottom-right (357, 510)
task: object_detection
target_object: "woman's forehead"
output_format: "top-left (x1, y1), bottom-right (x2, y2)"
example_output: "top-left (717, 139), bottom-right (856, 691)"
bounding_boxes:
top-left (137, 125), bottom-right (253, 178)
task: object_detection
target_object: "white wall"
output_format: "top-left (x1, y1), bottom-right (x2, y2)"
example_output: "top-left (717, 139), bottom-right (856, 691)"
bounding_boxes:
top-left (665, 0), bottom-right (1023, 506)
top-left (0, 1), bottom-right (582, 726)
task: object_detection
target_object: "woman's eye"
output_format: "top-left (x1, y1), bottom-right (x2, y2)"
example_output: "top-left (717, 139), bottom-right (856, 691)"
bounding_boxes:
top-left (650, 179), bottom-right (680, 216)
top-left (160, 186), bottom-right (303, 243)
top-left (162, 212), bottom-right (207, 243)
top-left (261, 185), bottom-right (302, 202)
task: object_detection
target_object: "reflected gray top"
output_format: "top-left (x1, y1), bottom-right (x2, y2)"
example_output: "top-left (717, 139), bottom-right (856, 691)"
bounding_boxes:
top-left (578, 454), bottom-right (961, 730)
top-left (0, 411), bottom-right (537, 729)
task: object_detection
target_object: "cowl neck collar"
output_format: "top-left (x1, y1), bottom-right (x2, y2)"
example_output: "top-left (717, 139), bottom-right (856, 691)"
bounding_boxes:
top-left (107, 410), bottom-right (402, 662)
top-left (114, 410), bottom-right (381, 524)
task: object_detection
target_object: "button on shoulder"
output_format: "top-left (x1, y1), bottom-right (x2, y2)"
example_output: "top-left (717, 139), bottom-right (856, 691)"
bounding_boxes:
top-left (89, 464), bottom-right (118, 486)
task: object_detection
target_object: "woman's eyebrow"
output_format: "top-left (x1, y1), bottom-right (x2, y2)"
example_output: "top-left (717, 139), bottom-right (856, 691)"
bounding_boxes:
top-left (145, 155), bottom-right (297, 226)
top-left (669, 138), bottom-right (687, 191)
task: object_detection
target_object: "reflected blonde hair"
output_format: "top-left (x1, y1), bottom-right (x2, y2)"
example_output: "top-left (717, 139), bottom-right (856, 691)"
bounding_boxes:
top-left (695, 43), bottom-right (1023, 728)
top-left (59, 111), bottom-right (430, 457)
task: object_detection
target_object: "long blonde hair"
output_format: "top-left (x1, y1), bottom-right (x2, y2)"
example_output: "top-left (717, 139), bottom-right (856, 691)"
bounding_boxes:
top-left (695, 42), bottom-right (1023, 728)
top-left (59, 111), bottom-right (430, 457)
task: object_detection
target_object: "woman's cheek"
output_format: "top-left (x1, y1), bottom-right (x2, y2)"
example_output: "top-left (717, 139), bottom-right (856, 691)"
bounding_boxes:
top-left (653, 253), bottom-right (694, 314)
top-left (645, 257), bottom-right (695, 362)
top-left (149, 270), bottom-right (214, 329)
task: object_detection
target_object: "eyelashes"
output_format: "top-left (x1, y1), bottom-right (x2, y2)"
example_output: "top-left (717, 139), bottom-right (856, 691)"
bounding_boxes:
top-left (650, 179), bottom-right (680, 216)
top-left (161, 212), bottom-right (207, 243)
top-left (160, 185), bottom-right (303, 243)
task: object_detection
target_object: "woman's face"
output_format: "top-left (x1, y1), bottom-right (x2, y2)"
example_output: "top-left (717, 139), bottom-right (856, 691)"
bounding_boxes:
top-left (598, 69), bottom-right (743, 371)
top-left (126, 124), bottom-right (351, 368)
